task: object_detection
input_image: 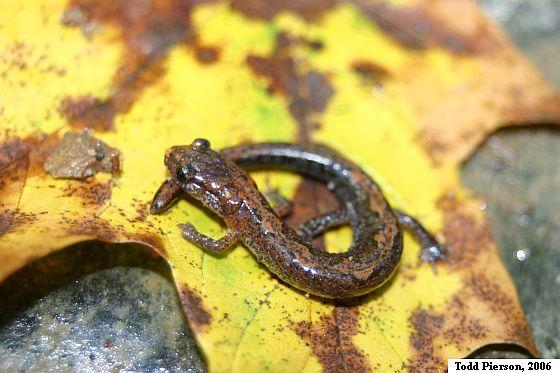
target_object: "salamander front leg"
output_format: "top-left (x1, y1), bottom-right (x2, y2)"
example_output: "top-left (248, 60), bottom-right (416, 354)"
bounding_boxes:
top-left (178, 223), bottom-right (239, 254)
top-left (150, 179), bottom-right (182, 214)
top-left (394, 210), bottom-right (447, 265)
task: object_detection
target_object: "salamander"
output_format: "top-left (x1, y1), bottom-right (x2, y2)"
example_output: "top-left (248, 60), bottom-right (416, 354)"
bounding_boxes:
top-left (150, 138), bottom-right (445, 299)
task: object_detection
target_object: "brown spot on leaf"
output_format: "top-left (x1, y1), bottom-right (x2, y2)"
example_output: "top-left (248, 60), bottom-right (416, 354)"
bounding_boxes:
top-left (408, 297), bottom-right (490, 371)
top-left (292, 306), bottom-right (371, 372)
top-left (63, 213), bottom-right (167, 258)
top-left (445, 210), bottom-right (491, 266)
top-left (130, 201), bottom-right (151, 223)
top-left (230, 0), bottom-right (336, 21)
top-left (0, 135), bottom-right (58, 236)
top-left (246, 32), bottom-right (334, 141)
top-left (6, 212), bottom-right (40, 235)
top-left (352, 60), bottom-right (389, 82)
top-left (0, 137), bottom-right (32, 182)
top-left (65, 217), bottom-right (120, 242)
top-left (0, 138), bottom-right (31, 232)
top-left (302, 38), bottom-right (324, 51)
top-left (437, 194), bottom-right (493, 268)
top-left (419, 135), bottom-right (449, 167)
top-left (408, 217), bottom-right (536, 369)
top-left (179, 285), bottom-right (212, 332)
top-left (194, 45), bottom-right (220, 64)
top-left (467, 273), bottom-right (534, 351)
top-left (409, 307), bottom-right (445, 372)
top-left (469, 274), bottom-right (514, 312)
top-left (351, 0), bottom-right (498, 54)
top-left (61, 0), bottom-right (217, 131)
top-left (59, 96), bottom-right (118, 132)
top-left (441, 295), bottom-right (488, 346)
top-left (0, 212), bottom-right (17, 237)
top-left (398, 263), bottom-right (417, 284)
top-left (27, 134), bottom-right (63, 178)
top-left (0, 42), bottom-right (32, 71)
top-left (404, 194), bottom-right (538, 361)
top-left (285, 178), bottom-right (340, 250)
top-left (1, 43), bottom-right (68, 78)
top-left (61, 179), bottom-right (112, 207)
top-left (352, 60), bottom-right (390, 93)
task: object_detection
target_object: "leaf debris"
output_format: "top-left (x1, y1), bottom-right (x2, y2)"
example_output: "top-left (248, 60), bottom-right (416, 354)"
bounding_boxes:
top-left (44, 130), bottom-right (121, 179)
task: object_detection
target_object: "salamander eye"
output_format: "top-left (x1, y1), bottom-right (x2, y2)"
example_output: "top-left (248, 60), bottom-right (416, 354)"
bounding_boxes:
top-left (176, 164), bottom-right (194, 182)
top-left (193, 138), bottom-right (210, 151)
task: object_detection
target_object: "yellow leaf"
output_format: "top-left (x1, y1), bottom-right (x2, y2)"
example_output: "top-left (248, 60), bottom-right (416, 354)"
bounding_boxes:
top-left (2, 0), bottom-right (559, 371)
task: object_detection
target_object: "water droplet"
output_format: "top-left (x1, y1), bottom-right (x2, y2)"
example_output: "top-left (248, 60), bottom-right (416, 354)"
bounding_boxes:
top-left (515, 248), bottom-right (529, 262)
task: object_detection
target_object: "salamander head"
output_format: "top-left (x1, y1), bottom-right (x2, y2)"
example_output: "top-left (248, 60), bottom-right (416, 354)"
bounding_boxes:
top-left (165, 138), bottom-right (242, 216)
top-left (165, 138), bottom-right (212, 180)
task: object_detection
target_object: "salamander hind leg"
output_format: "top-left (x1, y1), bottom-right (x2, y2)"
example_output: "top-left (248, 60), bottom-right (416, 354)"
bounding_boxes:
top-left (394, 210), bottom-right (447, 266)
top-left (298, 209), bottom-right (348, 241)
top-left (179, 223), bottom-right (239, 253)
top-left (263, 189), bottom-right (293, 218)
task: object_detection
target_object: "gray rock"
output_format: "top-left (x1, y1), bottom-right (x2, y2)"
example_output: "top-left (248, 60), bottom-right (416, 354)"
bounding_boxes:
top-left (463, 128), bottom-right (560, 358)
top-left (0, 243), bottom-right (205, 372)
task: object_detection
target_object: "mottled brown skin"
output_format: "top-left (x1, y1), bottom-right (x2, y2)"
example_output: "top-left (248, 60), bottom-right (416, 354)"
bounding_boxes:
top-left (151, 139), bottom-right (444, 298)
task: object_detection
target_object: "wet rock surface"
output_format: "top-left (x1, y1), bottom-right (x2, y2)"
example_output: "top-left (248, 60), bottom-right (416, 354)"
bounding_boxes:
top-left (463, 128), bottom-right (560, 358)
top-left (479, 0), bottom-right (560, 93)
top-left (467, 0), bottom-right (560, 358)
top-left (0, 243), bottom-right (205, 372)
